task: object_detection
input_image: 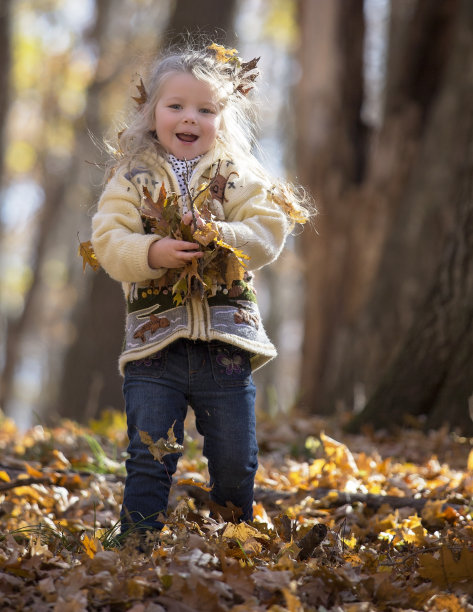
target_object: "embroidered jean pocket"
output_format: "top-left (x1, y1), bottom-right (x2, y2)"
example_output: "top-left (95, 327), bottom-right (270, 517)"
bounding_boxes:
top-left (124, 348), bottom-right (167, 380)
top-left (209, 342), bottom-right (253, 388)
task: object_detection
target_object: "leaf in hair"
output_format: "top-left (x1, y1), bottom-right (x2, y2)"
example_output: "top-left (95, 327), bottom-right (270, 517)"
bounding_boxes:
top-left (132, 77), bottom-right (147, 107)
top-left (208, 43), bottom-right (240, 64)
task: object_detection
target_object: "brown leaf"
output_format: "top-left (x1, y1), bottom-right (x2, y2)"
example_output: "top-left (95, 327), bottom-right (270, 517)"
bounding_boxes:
top-left (139, 423), bottom-right (183, 463)
top-left (132, 77), bottom-right (147, 107)
top-left (208, 500), bottom-right (243, 523)
top-left (140, 185), bottom-right (169, 234)
top-left (176, 478), bottom-right (213, 492)
top-left (297, 523), bottom-right (328, 561)
top-left (418, 547), bottom-right (473, 587)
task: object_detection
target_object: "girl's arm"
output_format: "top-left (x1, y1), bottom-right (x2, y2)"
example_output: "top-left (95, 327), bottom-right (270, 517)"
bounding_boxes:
top-left (215, 171), bottom-right (290, 270)
top-left (92, 170), bottom-right (203, 282)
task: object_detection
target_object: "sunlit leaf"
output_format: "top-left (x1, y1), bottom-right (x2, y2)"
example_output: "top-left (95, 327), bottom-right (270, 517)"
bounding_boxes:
top-left (78, 240), bottom-right (100, 272)
top-left (82, 534), bottom-right (98, 559)
top-left (139, 422), bottom-right (183, 463)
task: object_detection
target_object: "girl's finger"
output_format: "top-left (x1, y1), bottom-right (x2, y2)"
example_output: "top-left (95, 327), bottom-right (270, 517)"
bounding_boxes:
top-left (176, 241), bottom-right (202, 251)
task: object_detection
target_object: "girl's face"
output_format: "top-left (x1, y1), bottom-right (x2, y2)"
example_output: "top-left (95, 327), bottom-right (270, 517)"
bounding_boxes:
top-left (154, 72), bottom-right (221, 160)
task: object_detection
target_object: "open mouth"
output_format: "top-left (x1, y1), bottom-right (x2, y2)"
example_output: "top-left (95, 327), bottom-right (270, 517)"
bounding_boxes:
top-left (176, 133), bottom-right (198, 143)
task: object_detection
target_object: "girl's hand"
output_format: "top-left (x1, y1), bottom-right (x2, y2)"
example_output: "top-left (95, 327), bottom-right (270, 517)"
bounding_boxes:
top-left (181, 209), bottom-right (205, 230)
top-left (148, 236), bottom-right (203, 269)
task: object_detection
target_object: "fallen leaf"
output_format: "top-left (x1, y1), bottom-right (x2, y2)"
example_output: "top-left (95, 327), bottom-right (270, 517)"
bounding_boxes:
top-left (297, 523), bottom-right (328, 561)
top-left (82, 534), bottom-right (98, 559)
top-left (176, 478), bottom-right (213, 492)
top-left (418, 547), bottom-right (473, 587)
top-left (139, 423), bottom-right (183, 463)
top-left (78, 240), bottom-right (100, 272)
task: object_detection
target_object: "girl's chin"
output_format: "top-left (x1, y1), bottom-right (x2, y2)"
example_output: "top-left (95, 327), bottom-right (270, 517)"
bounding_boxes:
top-left (170, 144), bottom-right (205, 159)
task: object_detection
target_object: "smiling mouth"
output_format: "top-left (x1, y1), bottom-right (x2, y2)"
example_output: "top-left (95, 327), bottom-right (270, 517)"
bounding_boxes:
top-left (176, 133), bottom-right (198, 142)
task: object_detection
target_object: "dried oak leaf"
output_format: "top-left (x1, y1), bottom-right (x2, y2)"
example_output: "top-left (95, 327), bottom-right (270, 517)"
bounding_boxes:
top-left (208, 500), bottom-right (243, 523)
top-left (418, 547), bottom-right (473, 587)
top-left (140, 185), bottom-right (169, 234)
top-left (132, 77), bottom-right (147, 107)
top-left (139, 422), bottom-right (183, 463)
top-left (78, 240), bottom-right (100, 272)
top-left (297, 523), bottom-right (328, 561)
top-left (193, 222), bottom-right (219, 247)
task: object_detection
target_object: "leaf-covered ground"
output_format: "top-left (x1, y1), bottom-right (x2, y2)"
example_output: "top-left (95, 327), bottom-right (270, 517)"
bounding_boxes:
top-left (0, 409), bottom-right (472, 611)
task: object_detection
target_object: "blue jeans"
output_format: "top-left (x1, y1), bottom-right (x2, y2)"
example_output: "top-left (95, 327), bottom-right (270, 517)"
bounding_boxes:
top-left (121, 339), bottom-right (258, 532)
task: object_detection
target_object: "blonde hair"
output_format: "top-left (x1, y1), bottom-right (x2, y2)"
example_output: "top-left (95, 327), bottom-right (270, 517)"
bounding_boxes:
top-left (110, 41), bottom-right (314, 223)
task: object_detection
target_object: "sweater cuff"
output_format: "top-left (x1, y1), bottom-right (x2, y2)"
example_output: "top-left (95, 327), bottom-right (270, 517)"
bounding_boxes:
top-left (215, 221), bottom-right (237, 247)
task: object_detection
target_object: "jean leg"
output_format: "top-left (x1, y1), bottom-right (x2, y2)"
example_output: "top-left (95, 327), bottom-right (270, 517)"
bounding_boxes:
top-left (190, 342), bottom-right (258, 521)
top-left (121, 354), bottom-right (188, 532)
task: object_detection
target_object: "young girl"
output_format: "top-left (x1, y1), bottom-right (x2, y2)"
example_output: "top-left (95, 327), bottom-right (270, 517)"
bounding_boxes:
top-left (91, 42), bottom-right (310, 534)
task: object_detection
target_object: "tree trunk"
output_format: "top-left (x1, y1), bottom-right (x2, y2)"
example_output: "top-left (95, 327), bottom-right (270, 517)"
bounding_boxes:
top-left (0, 0), bottom-right (11, 188)
top-left (0, 0), bottom-right (116, 416)
top-left (347, 1), bottom-right (473, 433)
top-left (296, 0), bottom-right (472, 432)
top-left (296, 0), bottom-right (366, 412)
top-left (164, 0), bottom-right (237, 44)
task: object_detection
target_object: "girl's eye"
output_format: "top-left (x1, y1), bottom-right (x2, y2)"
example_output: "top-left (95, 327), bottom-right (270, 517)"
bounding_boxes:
top-left (169, 104), bottom-right (181, 110)
top-left (200, 108), bottom-right (214, 114)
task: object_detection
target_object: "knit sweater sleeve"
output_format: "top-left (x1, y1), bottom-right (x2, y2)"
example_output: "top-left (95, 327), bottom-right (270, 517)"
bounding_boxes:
top-left (91, 168), bottom-right (166, 283)
top-left (216, 169), bottom-right (290, 270)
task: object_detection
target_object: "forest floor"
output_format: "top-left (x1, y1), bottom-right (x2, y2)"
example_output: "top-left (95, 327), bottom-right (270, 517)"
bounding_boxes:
top-left (0, 408), bottom-right (472, 611)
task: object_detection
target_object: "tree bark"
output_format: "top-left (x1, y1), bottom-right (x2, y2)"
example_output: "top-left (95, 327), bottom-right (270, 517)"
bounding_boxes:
top-left (296, 0), bottom-right (472, 432)
top-left (164, 0), bottom-right (237, 45)
top-left (0, 0), bottom-right (116, 416)
top-left (296, 0), bottom-right (366, 412)
top-left (346, 0), bottom-right (473, 433)
top-left (0, 0), bottom-right (11, 188)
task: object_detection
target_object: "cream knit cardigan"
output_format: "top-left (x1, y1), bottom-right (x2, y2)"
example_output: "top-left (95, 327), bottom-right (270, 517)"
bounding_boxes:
top-left (92, 144), bottom-right (289, 373)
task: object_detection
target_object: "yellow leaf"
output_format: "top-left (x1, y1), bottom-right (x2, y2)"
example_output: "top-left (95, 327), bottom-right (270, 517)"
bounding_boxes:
top-left (193, 182), bottom-right (210, 209)
top-left (320, 432), bottom-right (358, 474)
top-left (225, 252), bottom-right (246, 286)
top-left (82, 534), bottom-right (98, 559)
top-left (270, 188), bottom-right (308, 224)
top-left (78, 240), bottom-right (100, 272)
top-left (0, 470), bottom-right (10, 482)
top-left (428, 593), bottom-right (466, 612)
top-left (193, 222), bottom-right (219, 247)
top-left (208, 43), bottom-right (239, 63)
top-left (223, 523), bottom-right (268, 543)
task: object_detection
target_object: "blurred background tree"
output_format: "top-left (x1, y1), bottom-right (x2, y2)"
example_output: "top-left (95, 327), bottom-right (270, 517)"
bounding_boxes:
top-left (0, 0), bottom-right (471, 435)
top-left (297, 0), bottom-right (473, 434)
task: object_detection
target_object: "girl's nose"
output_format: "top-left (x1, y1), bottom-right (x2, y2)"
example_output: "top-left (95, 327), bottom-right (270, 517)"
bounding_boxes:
top-left (183, 110), bottom-right (197, 124)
